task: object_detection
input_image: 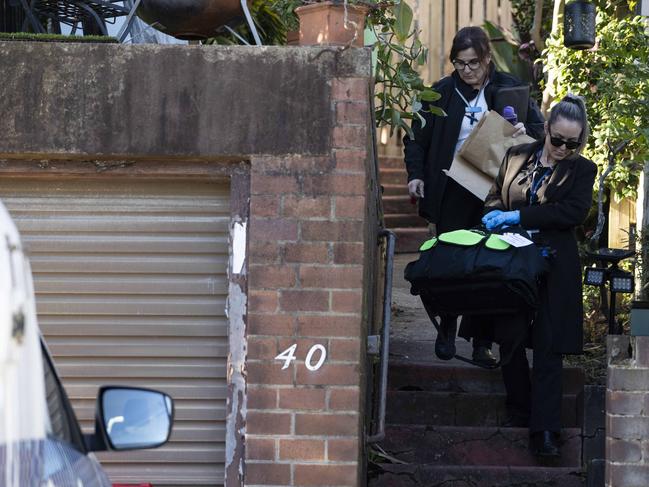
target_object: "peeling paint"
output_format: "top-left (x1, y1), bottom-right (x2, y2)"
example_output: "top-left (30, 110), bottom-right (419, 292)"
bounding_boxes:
top-left (232, 221), bottom-right (246, 275)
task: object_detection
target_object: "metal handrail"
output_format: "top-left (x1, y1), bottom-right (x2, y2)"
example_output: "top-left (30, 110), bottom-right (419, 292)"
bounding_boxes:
top-left (367, 228), bottom-right (396, 444)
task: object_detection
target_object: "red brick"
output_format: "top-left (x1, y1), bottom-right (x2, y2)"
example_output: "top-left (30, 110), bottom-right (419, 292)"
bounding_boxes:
top-left (277, 337), bottom-right (323, 355)
top-left (249, 240), bottom-right (280, 264)
top-left (295, 413), bottom-right (358, 436)
top-left (247, 412), bottom-right (292, 435)
top-left (297, 315), bottom-right (361, 337)
top-left (248, 337), bottom-right (279, 361)
top-left (283, 195), bottom-right (331, 218)
top-left (245, 462), bottom-right (291, 485)
top-left (280, 290), bottom-right (329, 312)
top-left (249, 291), bottom-right (278, 313)
top-left (607, 438), bottom-right (642, 463)
top-left (250, 194), bottom-right (280, 217)
top-left (607, 391), bottom-right (646, 416)
top-left (251, 174), bottom-right (298, 194)
top-left (279, 439), bottom-right (325, 461)
top-left (329, 388), bottom-right (360, 411)
top-left (332, 125), bottom-right (368, 149)
top-left (284, 242), bottom-right (330, 264)
top-left (329, 338), bottom-right (361, 361)
top-left (250, 218), bottom-right (298, 242)
top-left (335, 196), bottom-right (366, 218)
top-left (297, 364), bottom-right (360, 386)
top-left (246, 438), bottom-right (276, 460)
top-left (331, 291), bottom-right (363, 313)
top-left (256, 155), bottom-right (334, 174)
top-left (334, 149), bottom-right (366, 172)
top-left (294, 464), bottom-right (358, 486)
top-left (247, 361), bottom-right (294, 386)
top-left (299, 265), bottom-right (363, 289)
top-left (334, 242), bottom-right (364, 264)
top-left (302, 221), bottom-right (363, 242)
top-left (336, 101), bottom-right (369, 125)
top-left (328, 438), bottom-right (359, 462)
top-left (332, 78), bottom-right (368, 102)
top-left (248, 313), bottom-right (295, 335)
top-left (279, 388), bottom-right (327, 410)
top-left (247, 387), bottom-right (278, 409)
top-left (301, 174), bottom-right (365, 196)
top-left (249, 264), bottom-right (297, 289)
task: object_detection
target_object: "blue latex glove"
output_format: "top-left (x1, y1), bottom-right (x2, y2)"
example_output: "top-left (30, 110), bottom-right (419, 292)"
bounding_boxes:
top-left (481, 210), bottom-right (503, 226)
top-left (484, 210), bottom-right (520, 230)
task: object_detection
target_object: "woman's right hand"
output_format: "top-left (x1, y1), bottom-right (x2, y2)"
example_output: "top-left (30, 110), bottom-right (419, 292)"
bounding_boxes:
top-left (408, 179), bottom-right (425, 199)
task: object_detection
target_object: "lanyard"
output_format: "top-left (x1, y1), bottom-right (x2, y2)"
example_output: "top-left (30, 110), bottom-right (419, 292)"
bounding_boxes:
top-left (454, 81), bottom-right (486, 125)
top-left (529, 150), bottom-right (553, 205)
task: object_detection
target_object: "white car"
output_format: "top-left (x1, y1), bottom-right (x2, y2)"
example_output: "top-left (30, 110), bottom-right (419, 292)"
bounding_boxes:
top-left (0, 201), bottom-right (174, 486)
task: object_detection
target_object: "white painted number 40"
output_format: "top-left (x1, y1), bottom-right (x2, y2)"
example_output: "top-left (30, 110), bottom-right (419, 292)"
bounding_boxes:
top-left (275, 344), bottom-right (327, 371)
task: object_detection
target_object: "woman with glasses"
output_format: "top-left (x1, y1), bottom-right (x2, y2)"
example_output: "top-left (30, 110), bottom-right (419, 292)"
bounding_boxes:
top-left (403, 26), bottom-right (545, 366)
top-left (482, 94), bottom-right (596, 457)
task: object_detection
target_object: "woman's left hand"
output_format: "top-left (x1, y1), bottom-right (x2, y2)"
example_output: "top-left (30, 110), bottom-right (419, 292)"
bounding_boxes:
top-left (512, 122), bottom-right (526, 138)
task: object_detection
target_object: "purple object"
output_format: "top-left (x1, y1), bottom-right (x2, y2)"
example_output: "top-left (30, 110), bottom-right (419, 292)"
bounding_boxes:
top-left (502, 105), bottom-right (518, 125)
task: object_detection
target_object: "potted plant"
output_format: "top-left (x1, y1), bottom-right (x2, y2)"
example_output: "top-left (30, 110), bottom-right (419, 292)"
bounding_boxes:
top-left (271, 0), bottom-right (442, 138)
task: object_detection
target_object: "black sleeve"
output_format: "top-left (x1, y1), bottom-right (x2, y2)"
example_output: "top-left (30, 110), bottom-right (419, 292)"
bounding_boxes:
top-left (524, 97), bottom-right (545, 140)
top-left (402, 103), bottom-right (435, 182)
top-left (520, 159), bottom-right (597, 230)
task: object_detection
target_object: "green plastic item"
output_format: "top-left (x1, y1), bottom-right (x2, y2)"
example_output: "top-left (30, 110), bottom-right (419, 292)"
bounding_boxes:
top-left (419, 237), bottom-right (437, 251)
top-left (438, 229), bottom-right (485, 246)
top-left (485, 234), bottom-right (511, 250)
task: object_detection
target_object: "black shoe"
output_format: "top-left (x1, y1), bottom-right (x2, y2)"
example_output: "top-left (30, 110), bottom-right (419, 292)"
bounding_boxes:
top-left (472, 345), bottom-right (498, 367)
top-left (529, 430), bottom-right (561, 457)
top-left (434, 319), bottom-right (457, 360)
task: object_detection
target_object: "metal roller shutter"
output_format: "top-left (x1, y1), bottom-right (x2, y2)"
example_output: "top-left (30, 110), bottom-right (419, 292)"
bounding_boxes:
top-left (0, 177), bottom-right (230, 486)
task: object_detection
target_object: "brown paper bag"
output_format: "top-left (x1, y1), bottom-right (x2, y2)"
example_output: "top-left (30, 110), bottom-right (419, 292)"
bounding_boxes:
top-left (444, 154), bottom-right (494, 201)
top-left (458, 110), bottom-right (535, 179)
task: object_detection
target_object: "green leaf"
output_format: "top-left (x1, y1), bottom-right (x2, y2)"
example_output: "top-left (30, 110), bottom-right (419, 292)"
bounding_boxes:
top-left (427, 106), bottom-right (447, 117)
top-left (420, 90), bottom-right (441, 102)
top-left (392, 1), bottom-right (413, 43)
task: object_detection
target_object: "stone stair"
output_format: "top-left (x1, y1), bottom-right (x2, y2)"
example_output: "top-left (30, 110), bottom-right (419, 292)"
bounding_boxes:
top-left (369, 361), bottom-right (587, 487)
top-left (378, 156), bottom-right (428, 253)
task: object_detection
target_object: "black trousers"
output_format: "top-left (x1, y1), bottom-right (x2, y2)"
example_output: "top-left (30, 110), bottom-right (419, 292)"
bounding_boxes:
top-left (497, 288), bottom-right (563, 433)
top-left (436, 179), bottom-right (492, 347)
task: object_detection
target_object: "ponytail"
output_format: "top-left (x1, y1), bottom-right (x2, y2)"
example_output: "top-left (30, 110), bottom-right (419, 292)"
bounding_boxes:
top-left (548, 94), bottom-right (589, 155)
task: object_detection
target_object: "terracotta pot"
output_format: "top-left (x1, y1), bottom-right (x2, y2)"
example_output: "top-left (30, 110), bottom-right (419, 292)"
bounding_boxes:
top-left (286, 30), bottom-right (300, 45)
top-left (136, 0), bottom-right (242, 40)
top-left (295, 1), bottom-right (369, 47)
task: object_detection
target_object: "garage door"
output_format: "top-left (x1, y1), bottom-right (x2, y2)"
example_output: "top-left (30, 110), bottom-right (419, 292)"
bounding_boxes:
top-left (0, 177), bottom-right (230, 486)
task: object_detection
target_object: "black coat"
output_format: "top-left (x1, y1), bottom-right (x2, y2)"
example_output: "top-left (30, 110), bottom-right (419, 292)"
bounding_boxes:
top-left (484, 140), bottom-right (597, 354)
top-left (403, 66), bottom-right (545, 224)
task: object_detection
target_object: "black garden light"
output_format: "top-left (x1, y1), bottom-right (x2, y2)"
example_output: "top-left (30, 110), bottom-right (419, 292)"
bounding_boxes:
top-left (564, 0), bottom-right (596, 50)
top-left (583, 266), bottom-right (606, 287)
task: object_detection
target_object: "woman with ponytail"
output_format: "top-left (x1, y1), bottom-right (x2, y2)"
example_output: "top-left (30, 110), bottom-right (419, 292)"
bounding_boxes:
top-left (482, 94), bottom-right (596, 457)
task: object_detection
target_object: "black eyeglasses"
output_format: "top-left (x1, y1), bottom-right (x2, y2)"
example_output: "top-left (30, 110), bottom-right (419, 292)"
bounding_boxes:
top-left (452, 59), bottom-right (481, 71)
top-left (549, 132), bottom-right (581, 150)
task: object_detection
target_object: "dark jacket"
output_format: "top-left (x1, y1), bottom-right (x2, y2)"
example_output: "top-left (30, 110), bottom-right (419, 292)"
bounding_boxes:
top-left (484, 140), bottom-right (597, 354)
top-left (403, 66), bottom-right (545, 223)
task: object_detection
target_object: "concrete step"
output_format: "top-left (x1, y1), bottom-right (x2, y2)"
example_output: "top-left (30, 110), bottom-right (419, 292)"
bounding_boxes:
top-left (380, 425), bottom-right (581, 467)
top-left (381, 183), bottom-right (407, 196)
top-left (385, 213), bottom-right (428, 229)
top-left (394, 227), bottom-right (429, 253)
top-left (379, 168), bottom-right (408, 185)
top-left (378, 156), bottom-right (406, 169)
top-left (369, 465), bottom-right (585, 487)
top-left (383, 195), bottom-right (418, 215)
top-left (388, 361), bottom-right (586, 395)
top-left (385, 390), bottom-right (579, 428)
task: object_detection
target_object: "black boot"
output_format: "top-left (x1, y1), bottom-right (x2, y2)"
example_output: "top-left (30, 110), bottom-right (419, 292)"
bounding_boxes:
top-left (435, 317), bottom-right (457, 360)
top-left (472, 344), bottom-right (498, 367)
top-left (529, 430), bottom-right (561, 457)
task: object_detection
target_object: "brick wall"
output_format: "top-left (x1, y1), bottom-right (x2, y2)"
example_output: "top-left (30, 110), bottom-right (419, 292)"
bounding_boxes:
top-left (245, 77), bottom-right (374, 486)
top-left (606, 335), bottom-right (649, 486)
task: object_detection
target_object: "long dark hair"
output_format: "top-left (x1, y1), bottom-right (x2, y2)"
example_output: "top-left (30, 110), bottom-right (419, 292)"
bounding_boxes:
top-left (449, 26), bottom-right (491, 62)
top-left (548, 94), bottom-right (589, 155)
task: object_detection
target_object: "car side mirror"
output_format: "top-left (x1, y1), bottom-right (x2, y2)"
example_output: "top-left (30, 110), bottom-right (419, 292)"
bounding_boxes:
top-left (87, 386), bottom-right (174, 452)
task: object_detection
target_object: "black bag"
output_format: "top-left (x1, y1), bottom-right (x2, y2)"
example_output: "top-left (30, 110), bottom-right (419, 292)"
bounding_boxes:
top-left (404, 227), bottom-right (548, 316)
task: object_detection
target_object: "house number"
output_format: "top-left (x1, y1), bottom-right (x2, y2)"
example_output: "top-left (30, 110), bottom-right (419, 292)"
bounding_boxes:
top-left (275, 344), bottom-right (327, 371)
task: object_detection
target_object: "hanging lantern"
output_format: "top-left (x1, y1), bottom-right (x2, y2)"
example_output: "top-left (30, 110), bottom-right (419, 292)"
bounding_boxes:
top-left (564, 0), bottom-right (596, 49)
